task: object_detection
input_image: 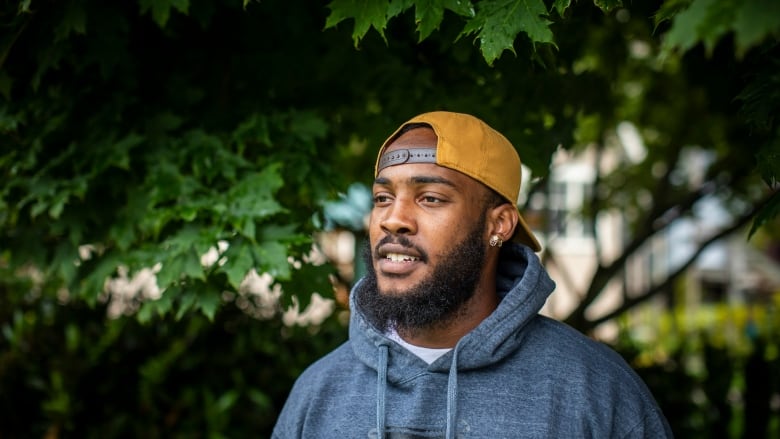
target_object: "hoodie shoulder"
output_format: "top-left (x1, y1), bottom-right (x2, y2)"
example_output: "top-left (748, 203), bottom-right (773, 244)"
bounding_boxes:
top-left (518, 316), bottom-right (672, 436)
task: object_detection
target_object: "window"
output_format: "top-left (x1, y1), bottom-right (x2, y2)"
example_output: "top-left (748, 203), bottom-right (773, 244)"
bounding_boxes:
top-left (547, 179), bottom-right (594, 240)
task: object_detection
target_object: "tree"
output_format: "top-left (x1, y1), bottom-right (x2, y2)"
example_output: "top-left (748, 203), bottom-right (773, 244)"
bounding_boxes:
top-left (3, 0), bottom-right (776, 328)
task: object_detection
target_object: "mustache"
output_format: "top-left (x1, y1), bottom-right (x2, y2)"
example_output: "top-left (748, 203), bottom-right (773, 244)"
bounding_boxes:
top-left (373, 234), bottom-right (429, 262)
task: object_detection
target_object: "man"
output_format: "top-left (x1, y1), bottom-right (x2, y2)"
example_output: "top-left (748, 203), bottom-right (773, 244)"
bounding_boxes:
top-left (272, 111), bottom-right (672, 438)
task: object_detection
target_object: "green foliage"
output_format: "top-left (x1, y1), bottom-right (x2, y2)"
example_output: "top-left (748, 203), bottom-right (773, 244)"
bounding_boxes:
top-left (0, 291), bottom-right (348, 438)
top-left (735, 53), bottom-right (780, 237)
top-left (660, 0), bottom-right (780, 57)
top-left (326, 0), bottom-right (556, 64)
top-left (1, 0), bottom-right (350, 322)
top-left (616, 299), bottom-right (780, 438)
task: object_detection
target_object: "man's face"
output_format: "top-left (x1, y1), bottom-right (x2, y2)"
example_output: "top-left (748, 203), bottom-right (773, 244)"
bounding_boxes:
top-left (359, 127), bottom-right (491, 331)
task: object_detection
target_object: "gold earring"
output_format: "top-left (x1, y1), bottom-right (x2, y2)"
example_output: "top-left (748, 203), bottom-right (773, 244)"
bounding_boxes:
top-left (489, 235), bottom-right (503, 247)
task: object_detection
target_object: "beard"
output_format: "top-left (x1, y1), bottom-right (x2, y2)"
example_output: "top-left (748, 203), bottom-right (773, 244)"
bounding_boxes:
top-left (354, 216), bottom-right (488, 335)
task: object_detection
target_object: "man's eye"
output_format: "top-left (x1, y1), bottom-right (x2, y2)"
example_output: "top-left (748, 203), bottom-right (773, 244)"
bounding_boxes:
top-left (373, 195), bottom-right (390, 204)
top-left (422, 196), bottom-right (442, 203)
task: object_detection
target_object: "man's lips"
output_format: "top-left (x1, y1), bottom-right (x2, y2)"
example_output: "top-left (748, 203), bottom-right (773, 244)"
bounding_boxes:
top-left (375, 242), bottom-right (426, 275)
top-left (375, 243), bottom-right (424, 261)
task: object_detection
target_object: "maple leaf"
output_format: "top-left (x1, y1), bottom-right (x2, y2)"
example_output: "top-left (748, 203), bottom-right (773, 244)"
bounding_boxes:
top-left (662, 0), bottom-right (780, 57)
top-left (732, 0), bottom-right (780, 56)
top-left (325, 0), bottom-right (391, 45)
top-left (461, 0), bottom-right (553, 65)
top-left (139, 0), bottom-right (189, 28)
top-left (414, 0), bottom-right (474, 41)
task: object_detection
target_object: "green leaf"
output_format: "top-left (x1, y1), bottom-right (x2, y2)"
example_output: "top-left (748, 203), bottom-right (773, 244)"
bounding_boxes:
top-left (661, 0), bottom-right (746, 55)
top-left (732, 0), bottom-right (780, 56)
top-left (156, 256), bottom-right (184, 288)
top-left (54, 1), bottom-right (87, 42)
top-left (155, 227), bottom-right (207, 287)
top-left (111, 133), bottom-right (144, 171)
top-left (258, 223), bottom-right (300, 241)
top-left (415, 0), bottom-right (475, 41)
top-left (661, 0), bottom-right (712, 53)
top-left (593, 0), bottom-right (622, 14)
top-left (226, 165), bottom-right (285, 222)
top-left (18, 0), bottom-right (32, 13)
top-left (181, 248), bottom-right (205, 280)
top-left (248, 388), bottom-right (272, 411)
top-left (662, 0), bottom-right (780, 57)
top-left (48, 192), bottom-right (67, 219)
top-left (233, 114), bottom-right (272, 153)
top-left (749, 191), bottom-right (780, 238)
top-left (654, 0), bottom-right (691, 27)
top-left (240, 218), bottom-right (256, 241)
top-left (278, 262), bottom-right (336, 310)
top-left (137, 292), bottom-right (174, 324)
top-left (156, 248), bottom-right (204, 288)
top-left (197, 288), bottom-right (220, 321)
top-left (214, 390), bottom-right (239, 412)
top-left (756, 139), bottom-right (780, 188)
top-left (256, 240), bottom-right (290, 279)
top-left (551, 0), bottom-right (571, 16)
top-left (174, 289), bottom-right (197, 320)
top-left (139, 0), bottom-right (190, 27)
top-left (65, 324), bottom-right (80, 352)
top-left (222, 241), bottom-right (255, 290)
top-left (288, 112), bottom-right (329, 143)
top-left (325, 0), bottom-right (390, 45)
top-left (388, 0), bottom-right (416, 19)
top-left (461, 0), bottom-right (554, 65)
top-left (79, 255), bottom-right (119, 304)
top-left (50, 242), bottom-right (78, 286)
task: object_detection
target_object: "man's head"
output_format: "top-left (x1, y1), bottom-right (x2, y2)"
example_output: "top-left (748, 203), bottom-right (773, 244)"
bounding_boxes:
top-left (356, 111), bottom-right (540, 335)
top-left (375, 111), bottom-right (539, 250)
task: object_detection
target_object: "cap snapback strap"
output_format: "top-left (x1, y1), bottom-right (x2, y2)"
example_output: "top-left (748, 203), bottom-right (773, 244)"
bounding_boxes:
top-left (377, 148), bottom-right (437, 173)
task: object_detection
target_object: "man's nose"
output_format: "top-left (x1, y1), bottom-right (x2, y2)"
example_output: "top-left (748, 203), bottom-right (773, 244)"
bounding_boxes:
top-left (379, 198), bottom-right (416, 236)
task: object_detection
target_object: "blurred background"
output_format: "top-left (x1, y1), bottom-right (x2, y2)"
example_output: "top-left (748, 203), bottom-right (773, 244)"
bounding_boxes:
top-left (1, 0), bottom-right (778, 437)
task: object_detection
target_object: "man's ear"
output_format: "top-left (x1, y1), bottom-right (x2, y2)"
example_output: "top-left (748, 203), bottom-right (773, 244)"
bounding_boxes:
top-left (489, 203), bottom-right (519, 242)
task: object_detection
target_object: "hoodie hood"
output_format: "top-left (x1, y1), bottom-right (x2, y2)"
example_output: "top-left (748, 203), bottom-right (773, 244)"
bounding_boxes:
top-left (349, 242), bottom-right (555, 376)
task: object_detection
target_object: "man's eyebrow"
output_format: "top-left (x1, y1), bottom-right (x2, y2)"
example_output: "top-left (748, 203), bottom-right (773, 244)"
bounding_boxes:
top-left (374, 176), bottom-right (391, 186)
top-left (411, 176), bottom-right (456, 187)
top-left (373, 175), bottom-right (457, 188)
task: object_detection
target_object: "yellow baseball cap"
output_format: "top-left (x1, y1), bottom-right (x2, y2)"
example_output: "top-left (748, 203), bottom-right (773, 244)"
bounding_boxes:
top-left (375, 111), bottom-right (541, 252)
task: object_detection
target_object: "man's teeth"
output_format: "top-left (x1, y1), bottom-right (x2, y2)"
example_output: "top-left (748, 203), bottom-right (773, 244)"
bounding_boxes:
top-left (386, 253), bottom-right (420, 262)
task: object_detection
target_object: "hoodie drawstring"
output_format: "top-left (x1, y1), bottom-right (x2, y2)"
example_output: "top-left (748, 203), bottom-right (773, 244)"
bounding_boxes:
top-left (376, 344), bottom-right (389, 438)
top-left (375, 344), bottom-right (460, 439)
top-left (445, 347), bottom-right (459, 439)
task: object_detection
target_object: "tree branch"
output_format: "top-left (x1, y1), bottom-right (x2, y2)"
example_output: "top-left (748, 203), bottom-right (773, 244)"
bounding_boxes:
top-left (567, 149), bottom-right (759, 328)
top-left (584, 190), bottom-right (777, 330)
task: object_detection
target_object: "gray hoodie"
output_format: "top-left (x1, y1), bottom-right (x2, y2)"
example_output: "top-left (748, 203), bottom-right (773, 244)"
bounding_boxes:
top-left (272, 243), bottom-right (673, 438)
